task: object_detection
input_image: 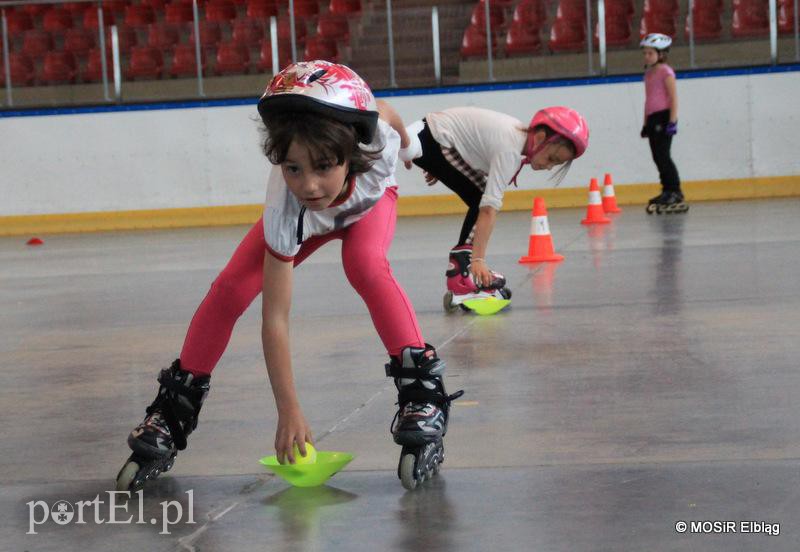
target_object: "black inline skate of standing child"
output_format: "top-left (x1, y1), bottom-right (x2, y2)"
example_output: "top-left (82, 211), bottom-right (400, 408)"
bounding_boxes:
top-left (646, 190), bottom-right (689, 214)
top-left (116, 360), bottom-right (210, 491)
top-left (640, 33), bottom-right (688, 215)
top-left (386, 345), bottom-right (463, 490)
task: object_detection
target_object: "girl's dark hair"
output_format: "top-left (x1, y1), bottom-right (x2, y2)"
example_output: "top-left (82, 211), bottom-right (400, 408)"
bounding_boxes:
top-left (528, 124), bottom-right (576, 186)
top-left (261, 110), bottom-right (381, 177)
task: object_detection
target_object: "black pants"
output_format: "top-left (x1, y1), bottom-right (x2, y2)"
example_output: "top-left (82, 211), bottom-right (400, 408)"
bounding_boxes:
top-left (412, 120), bottom-right (482, 246)
top-left (646, 110), bottom-right (681, 194)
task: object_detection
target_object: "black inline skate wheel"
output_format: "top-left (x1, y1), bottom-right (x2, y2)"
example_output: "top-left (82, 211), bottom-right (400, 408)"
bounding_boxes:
top-left (646, 203), bottom-right (659, 214)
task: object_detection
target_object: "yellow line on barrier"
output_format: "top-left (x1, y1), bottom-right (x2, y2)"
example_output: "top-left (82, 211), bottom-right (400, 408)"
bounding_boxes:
top-left (1, 176), bottom-right (798, 237)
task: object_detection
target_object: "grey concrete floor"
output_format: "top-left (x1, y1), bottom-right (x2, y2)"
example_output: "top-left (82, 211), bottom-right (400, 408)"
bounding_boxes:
top-left (2, 198), bottom-right (799, 551)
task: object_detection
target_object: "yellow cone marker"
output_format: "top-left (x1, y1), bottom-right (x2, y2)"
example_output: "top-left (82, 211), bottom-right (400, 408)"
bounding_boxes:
top-left (462, 297), bottom-right (511, 315)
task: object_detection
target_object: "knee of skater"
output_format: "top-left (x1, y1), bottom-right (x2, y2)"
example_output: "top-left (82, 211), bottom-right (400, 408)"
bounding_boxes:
top-left (208, 274), bottom-right (253, 314)
top-left (344, 259), bottom-right (392, 293)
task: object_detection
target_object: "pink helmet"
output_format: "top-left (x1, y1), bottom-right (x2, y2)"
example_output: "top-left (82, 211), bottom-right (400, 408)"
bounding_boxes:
top-left (257, 60), bottom-right (379, 144)
top-left (528, 106), bottom-right (589, 159)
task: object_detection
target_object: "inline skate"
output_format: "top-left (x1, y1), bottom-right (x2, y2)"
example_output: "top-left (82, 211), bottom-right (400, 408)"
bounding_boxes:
top-left (386, 345), bottom-right (463, 490)
top-left (443, 245), bottom-right (511, 313)
top-left (116, 360), bottom-right (210, 492)
top-left (646, 191), bottom-right (689, 214)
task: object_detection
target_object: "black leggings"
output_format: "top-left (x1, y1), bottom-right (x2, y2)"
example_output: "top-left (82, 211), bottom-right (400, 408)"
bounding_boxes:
top-left (646, 109), bottom-right (681, 194)
top-left (412, 121), bottom-right (482, 246)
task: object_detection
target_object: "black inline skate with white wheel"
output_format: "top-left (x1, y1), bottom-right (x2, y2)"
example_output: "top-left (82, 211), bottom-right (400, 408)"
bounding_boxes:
top-left (646, 191), bottom-right (689, 215)
top-left (386, 345), bottom-right (463, 490)
top-left (116, 360), bottom-right (210, 492)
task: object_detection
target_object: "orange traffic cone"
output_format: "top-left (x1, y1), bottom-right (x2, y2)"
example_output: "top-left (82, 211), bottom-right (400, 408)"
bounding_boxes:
top-left (602, 173), bottom-right (622, 213)
top-left (26, 237), bottom-right (44, 246)
top-left (581, 178), bottom-right (611, 225)
top-left (519, 197), bottom-right (564, 263)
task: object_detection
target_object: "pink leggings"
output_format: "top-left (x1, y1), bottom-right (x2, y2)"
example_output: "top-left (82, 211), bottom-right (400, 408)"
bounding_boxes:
top-left (180, 187), bottom-right (425, 376)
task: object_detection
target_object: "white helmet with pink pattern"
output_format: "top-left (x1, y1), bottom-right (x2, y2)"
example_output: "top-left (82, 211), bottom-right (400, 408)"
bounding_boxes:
top-left (258, 60), bottom-right (379, 144)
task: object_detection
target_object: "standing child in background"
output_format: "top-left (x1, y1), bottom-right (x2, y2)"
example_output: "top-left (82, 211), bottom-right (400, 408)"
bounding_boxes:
top-left (640, 33), bottom-right (688, 214)
top-left (401, 106), bottom-right (589, 311)
top-left (116, 61), bottom-right (461, 493)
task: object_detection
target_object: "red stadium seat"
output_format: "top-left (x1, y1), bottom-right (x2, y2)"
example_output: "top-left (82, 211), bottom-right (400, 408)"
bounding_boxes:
top-left (124, 4), bottom-right (157, 26)
top-left (257, 38), bottom-right (292, 71)
top-left (82, 48), bottom-right (113, 82)
top-left (22, 30), bottom-right (55, 59)
top-left (147, 23), bottom-right (181, 49)
top-left (317, 13), bottom-right (349, 41)
top-left (5, 10), bottom-right (34, 36)
top-left (232, 18), bottom-right (265, 47)
top-left (556, 0), bottom-right (587, 22)
top-left (303, 35), bottom-right (337, 61)
top-left (278, 17), bottom-right (307, 44)
top-left (126, 45), bottom-right (164, 79)
top-left (460, 24), bottom-right (496, 57)
top-left (83, 6), bottom-right (116, 29)
top-left (189, 20), bottom-right (223, 49)
top-left (779, 2), bottom-right (796, 34)
top-left (293, 0), bottom-right (320, 18)
top-left (246, 0), bottom-right (279, 19)
top-left (141, 0), bottom-right (168, 9)
top-left (206, 0), bottom-right (238, 22)
top-left (42, 51), bottom-right (78, 84)
top-left (505, 21), bottom-right (542, 55)
top-left (512, 0), bottom-right (547, 28)
top-left (694, 0), bottom-right (723, 10)
top-left (639, 12), bottom-right (676, 38)
top-left (63, 2), bottom-right (88, 16)
top-left (6, 52), bottom-right (36, 86)
top-left (605, 0), bottom-right (635, 17)
top-left (644, 0), bottom-right (680, 16)
top-left (42, 7), bottom-right (75, 33)
top-left (215, 41), bottom-right (251, 74)
top-left (329, 0), bottom-right (360, 16)
top-left (686, 6), bottom-right (722, 40)
top-left (21, 4), bottom-right (49, 17)
top-left (165, 1), bottom-right (196, 24)
top-left (595, 14), bottom-right (632, 46)
top-left (732, 0), bottom-right (769, 37)
top-left (64, 28), bottom-right (97, 56)
top-left (549, 16), bottom-right (586, 51)
top-left (470, 1), bottom-right (506, 30)
top-left (105, 26), bottom-right (139, 54)
top-left (105, 1), bottom-right (132, 12)
top-left (170, 43), bottom-right (206, 76)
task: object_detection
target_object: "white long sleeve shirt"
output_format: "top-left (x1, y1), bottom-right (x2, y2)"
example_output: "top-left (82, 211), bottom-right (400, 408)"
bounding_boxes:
top-left (426, 107), bottom-right (527, 210)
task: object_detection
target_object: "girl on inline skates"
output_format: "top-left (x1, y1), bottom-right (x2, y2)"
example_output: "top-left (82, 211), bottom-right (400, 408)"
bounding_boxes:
top-left (640, 33), bottom-right (688, 214)
top-left (402, 106), bottom-right (589, 311)
top-left (117, 61), bottom-right (460, 492)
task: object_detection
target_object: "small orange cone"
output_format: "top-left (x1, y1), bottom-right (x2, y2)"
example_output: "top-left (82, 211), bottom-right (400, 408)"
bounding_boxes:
top-left (519, 197), bottom-right (564, 263)
top-left (601, 173), bottom-right (622, 213)
top-left (581, 178), bottom-right (611, 225)
top-left (26, 237), bottom-right (44, 246)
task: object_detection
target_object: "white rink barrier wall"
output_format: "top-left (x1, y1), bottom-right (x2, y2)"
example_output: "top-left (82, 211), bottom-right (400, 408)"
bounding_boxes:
top-left (1, 66), bottom-right (799, 234)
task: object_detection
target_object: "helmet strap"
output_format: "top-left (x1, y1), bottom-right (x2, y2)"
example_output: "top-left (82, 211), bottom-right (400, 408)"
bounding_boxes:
top-left (523, 129), bottom-right (558, 163)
